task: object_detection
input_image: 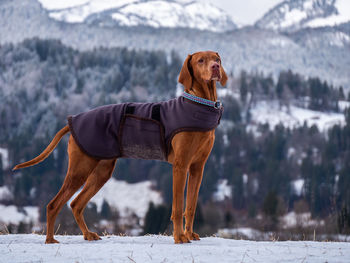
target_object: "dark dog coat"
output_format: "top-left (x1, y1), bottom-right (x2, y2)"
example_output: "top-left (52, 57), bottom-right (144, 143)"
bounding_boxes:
top-left (68, 95), bottom-right (223, 161)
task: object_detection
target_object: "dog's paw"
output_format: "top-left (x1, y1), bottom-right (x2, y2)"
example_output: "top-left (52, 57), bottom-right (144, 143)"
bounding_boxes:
top-left (84, 232), bottom-right (102, 241)
top-left (174, 233), bottom-right (191, 244)
top-left (184, 231), bottom-right (200, 241)
top-left (45, 238), bottom-right (60, 244)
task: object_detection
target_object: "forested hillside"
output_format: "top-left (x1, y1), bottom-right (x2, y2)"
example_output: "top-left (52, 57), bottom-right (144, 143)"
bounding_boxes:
top-left (1, 39), bottom-right (349, 239)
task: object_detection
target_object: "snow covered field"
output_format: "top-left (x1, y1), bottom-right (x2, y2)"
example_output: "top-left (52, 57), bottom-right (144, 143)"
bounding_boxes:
top-left (249, 101), bottom-right (345, 132)
top-left (0, 234), bottom-right (349, 263)
top-left (0, 178), bottom-right (162, 230)
top-left (68, 178), bottom-right (163, 219)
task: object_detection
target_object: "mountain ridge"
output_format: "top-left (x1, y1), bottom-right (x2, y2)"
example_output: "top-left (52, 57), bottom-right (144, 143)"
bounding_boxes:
top-left (255, 0), bottom-right (350, 32)
top-left (37, 0), bottom-right (237, 32)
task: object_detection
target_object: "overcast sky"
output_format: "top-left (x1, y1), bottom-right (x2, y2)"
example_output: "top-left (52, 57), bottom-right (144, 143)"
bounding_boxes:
top-left (199, 0), bottom-right (282, 25)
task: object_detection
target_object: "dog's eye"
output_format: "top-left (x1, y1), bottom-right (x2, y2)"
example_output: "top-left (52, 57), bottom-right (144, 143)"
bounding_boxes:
top-left (216, 58), bottom-right (220, 63)
top-left (198, 58), bottom-right (204, 63)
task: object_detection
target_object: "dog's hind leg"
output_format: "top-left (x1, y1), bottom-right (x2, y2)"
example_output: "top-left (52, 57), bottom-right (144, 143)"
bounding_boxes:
top-left (45, 136), bottom-right (99, 244)
top-left (70, 159), bottom-right (116, 241)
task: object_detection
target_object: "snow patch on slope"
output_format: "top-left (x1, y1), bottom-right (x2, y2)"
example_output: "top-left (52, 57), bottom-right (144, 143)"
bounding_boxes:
top-left (327, 31), bottom-right (350, 47)
top-left (281, 211), bottom-right (325, 228)
top-left (213, 179), bottom-right (232, 201)
top-left (0, 179), bottom-right (161, 227)
top-left (0, 205), bottom-right (39, 225)
top-left (113, 1), bottom-right (186, 28)
top-left (306, 0), bottom-right (350, 27)
top-left (68, 178), bottom-right (163, 219)
top-left (0, 186), bottom-right (13, 201)
top-left (0, 147), bottom-right (9, 169)
top-left (292, 179), bottom-right (305, 196)
top-left (249, 101), bottom-right (344, 131)
top-left (256, 0), bottom-right (350, 31)
top-left (280, 8), bottom-right (308, 28)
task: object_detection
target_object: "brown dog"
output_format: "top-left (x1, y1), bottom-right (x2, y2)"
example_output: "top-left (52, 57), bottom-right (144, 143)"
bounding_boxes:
top-left (13, 51), bottom-right (227, 244)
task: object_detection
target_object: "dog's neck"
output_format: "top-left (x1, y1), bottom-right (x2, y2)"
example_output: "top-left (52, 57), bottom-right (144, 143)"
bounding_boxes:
top-left (189, 79), bottom-right (217, 102)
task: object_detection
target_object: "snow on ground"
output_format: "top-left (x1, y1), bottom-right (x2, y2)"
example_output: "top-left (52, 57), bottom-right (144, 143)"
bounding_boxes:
top-left (218, 227), bottom-right (350, 242)
top-left (213, 179), bottom-right (232, 201)
top-left (292, 179), bottom-right (304, 196)
top-left (326, 31), bottom-right (350, 47)
top-left (339, 100), bottom-right (350, 111)
top-left (0, 147), bottom-right (9, 169)
top-left (0, 234), bottom-right (350, 263)
top-left (218, 227), bottom-right (270, 240)
top-left (281, 212), bottom-right (324, 229)
top-left (280, 8), bottom-right (307, 29)
top-left (68, 178), bottom-right (163, 219)
top-left (0, 186), bottom-right (13, 201)
top-left (0, 205), bottom-right (39, 225)
top-left (249, 101), bottom-right (345, 132)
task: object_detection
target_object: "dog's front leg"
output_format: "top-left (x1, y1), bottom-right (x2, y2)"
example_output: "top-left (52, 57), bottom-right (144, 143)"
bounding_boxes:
top-left (184, 161), bottom-right (205, 241)
top-left (171, 162), bottom-right (190, 244)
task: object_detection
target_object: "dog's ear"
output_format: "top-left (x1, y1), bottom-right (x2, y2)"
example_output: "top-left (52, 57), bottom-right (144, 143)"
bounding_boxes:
top-left (216, 52), bottom-right (228, 86)
top-left (178, 54), bottom-right (193, 92)
top-left (220, 66), bottom-right (228, 86)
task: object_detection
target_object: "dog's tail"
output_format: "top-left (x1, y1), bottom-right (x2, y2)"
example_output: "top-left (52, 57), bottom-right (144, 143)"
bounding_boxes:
top-left (12, 125), bottom-right (70, 171)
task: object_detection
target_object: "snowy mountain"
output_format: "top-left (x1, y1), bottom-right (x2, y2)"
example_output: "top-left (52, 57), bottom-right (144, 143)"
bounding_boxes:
top-left (37, 0), bottom-right (237, 32)
top-left (1, 0), bottom-right (349, 89)
top-left (255, 0), bottom-right (350, 32)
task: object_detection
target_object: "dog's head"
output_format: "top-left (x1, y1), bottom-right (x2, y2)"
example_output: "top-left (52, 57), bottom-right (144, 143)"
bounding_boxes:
top-left (178, 51), bottom-right (227, 92)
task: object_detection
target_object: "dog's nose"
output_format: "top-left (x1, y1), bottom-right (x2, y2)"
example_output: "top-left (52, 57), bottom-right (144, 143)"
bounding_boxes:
top-left (211, 63), bottom-right (220, 70)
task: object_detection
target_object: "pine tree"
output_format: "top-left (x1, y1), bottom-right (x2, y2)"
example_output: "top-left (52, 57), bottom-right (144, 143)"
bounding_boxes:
top-left (194, 202), bottom-right (204, 230)
top-left (224, 210), bottom-right (234, 228)
top-left (100, 199), bottom-right (111, 220)
top-left (17, 221), bottom-right (27, 233)
top-left (262, 191), bottom-right (279, 230)
top-left (276, 72), bottom-right (285, 99)
top-left (339, 86), bottom-right (345, 100)
top-left (337, 207), bottom-right (350, 234)
top-left (232, 174), bottom-right (244, 209)
top-left (75, 76), bottom-right (84, 94)
top-left (143, 202), bottom-right (169, 234)
top-left (240, 71), bottom-right (248, 102)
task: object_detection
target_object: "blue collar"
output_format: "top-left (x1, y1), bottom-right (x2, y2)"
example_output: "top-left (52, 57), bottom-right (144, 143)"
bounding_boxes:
top-left (182, 92), bottom-right (222, 109)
